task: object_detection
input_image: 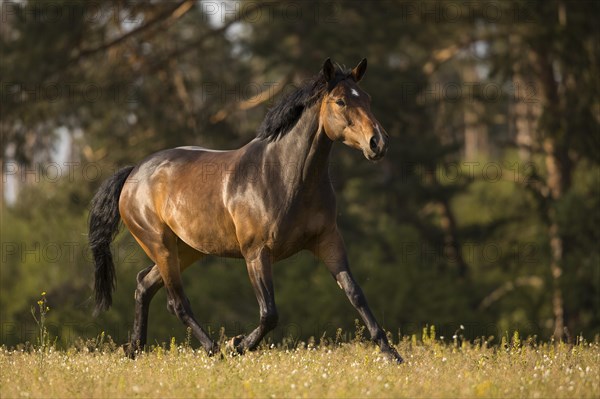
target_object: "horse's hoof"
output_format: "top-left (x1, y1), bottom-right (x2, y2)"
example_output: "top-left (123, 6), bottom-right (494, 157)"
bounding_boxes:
top-left (206, 341), bottom-right (223, 358)
top-left (226, 335), bottom-right (246, 355)
top-left (383, 347), bottom-right (404, 364)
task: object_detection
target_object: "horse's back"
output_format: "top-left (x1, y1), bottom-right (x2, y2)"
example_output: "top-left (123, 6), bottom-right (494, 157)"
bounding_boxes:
top-left (175, 145), bottom-right (229, 153)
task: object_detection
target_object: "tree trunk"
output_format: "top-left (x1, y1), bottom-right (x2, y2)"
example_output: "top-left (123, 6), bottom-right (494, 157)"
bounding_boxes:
top-left (510, 34), bottom-right (541, 162)
top-left (532, 37), bottom-right (570, 342)
top-left (438, 198), bottom-right (468, 278)
top-left (515, 3), bottom-right (571, 340)
top-left (462, 63), bottom-right (488, 160)
top-left (544, 138), bottom-right (565, 341)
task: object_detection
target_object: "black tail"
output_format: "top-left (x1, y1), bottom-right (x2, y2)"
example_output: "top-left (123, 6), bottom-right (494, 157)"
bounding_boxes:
top-left (89, 166), bottom-right (135, 315)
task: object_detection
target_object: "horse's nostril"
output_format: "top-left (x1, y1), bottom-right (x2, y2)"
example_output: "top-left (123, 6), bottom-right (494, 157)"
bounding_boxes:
top-left (369, 136), bottom-right (379, 151)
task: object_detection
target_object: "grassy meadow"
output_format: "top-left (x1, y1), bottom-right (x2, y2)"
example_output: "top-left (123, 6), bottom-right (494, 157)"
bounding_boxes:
top-left (1, 330), bottom-right (598, 398)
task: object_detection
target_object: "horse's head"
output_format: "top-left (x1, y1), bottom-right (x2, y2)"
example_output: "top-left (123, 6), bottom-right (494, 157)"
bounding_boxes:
top-left (319, 58), bottom-right (389, 161)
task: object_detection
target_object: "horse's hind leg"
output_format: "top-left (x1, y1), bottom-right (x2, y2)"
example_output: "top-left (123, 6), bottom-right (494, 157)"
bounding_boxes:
top-left (152, 232), bottom-right (218, 356)
top-left (125, 264), bottom-right (162, 357)
top-left (126, 243), bottom-right (203, 358)
top-left (164, 277), bottom-right (219, 356)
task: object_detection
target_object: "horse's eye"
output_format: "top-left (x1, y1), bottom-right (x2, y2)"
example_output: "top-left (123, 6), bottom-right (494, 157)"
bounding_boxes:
top-left (336, 99), bottom-right (346, 107)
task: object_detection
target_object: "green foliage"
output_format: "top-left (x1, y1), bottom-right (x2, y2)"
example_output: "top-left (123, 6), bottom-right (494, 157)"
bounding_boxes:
top-left (1, 0), bottom-right (598, 350)
top-left (30, 292), bottom-right (51, 350)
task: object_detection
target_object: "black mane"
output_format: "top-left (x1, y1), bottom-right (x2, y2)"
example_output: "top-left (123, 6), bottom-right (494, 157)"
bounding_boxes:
top-left (257, 65), bottom-right (351, 142)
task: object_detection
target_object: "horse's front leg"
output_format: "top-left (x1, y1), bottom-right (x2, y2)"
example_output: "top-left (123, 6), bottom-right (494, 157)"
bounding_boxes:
top-left (312, 228), bottom-right (403, 364)
top-left (235, 248), bottom-right (278, 353)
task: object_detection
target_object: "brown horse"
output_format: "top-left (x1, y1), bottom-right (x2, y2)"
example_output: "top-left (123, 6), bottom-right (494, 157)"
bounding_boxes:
top-left (89, 58), bottom-right (403, 363)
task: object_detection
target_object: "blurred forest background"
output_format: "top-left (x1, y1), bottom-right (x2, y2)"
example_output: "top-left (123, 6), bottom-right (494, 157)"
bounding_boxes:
top-left (1, 0), bottom-right (599, 348)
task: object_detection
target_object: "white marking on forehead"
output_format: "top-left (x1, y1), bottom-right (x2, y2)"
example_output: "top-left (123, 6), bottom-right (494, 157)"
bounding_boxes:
top-left (351, 88), bottom-right (360, 97)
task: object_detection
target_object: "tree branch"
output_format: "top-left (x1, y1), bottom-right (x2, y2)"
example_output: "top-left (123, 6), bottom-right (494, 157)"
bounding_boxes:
top-left (422, 31), bottom-right (501, 76)
top-left (147, 1), bottom-right (279, 73)
top-left (209, 72), bottom-right (293, 124)
top-left (479, 276), bottom-right (543, 309)
top-left (73, 1), bottom-right (190, 63)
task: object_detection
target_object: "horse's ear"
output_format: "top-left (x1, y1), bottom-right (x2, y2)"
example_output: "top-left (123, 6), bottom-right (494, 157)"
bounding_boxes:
top-left (322, 58), bottom-right (335, 82)
top-left (351, 58), bottom-right (367, 82)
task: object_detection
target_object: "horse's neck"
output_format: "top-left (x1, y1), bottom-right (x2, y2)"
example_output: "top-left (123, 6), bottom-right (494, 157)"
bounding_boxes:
top-left (267, 107), bottom-right (332, 189)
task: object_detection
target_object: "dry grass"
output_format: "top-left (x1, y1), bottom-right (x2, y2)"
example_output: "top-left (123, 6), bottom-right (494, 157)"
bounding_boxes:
top-left (1, 333), bottom-right (598, 398)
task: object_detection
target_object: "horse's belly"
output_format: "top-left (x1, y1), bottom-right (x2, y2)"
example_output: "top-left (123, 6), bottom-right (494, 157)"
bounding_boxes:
top-left (168, 209), bottom-right (242, 258)
top-left (162, 186), bottom-right (242, 257)
top-left (184, 234), bottom-right (242, 258)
